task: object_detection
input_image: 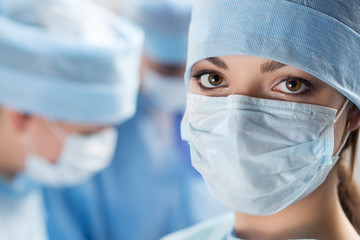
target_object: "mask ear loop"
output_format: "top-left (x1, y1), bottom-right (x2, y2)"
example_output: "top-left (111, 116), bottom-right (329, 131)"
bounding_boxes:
top-left (21, 129), bottom-right (40, 157)
top-left (44, 121), bottom-right (69, 144)
top-left (335, 99), bottom-right (349, 122)
top-left (333, 99), bottom-right (351, 160)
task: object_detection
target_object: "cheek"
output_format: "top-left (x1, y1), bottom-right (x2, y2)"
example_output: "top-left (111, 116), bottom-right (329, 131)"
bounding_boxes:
top-left (189, 80), bottom-right (200, 94)
top-left (314, 84), bottom-right (346, 109)
top-left (29, 123), bottom-right (64, 163)
top-left (0, 122), bottom-right (27, 172)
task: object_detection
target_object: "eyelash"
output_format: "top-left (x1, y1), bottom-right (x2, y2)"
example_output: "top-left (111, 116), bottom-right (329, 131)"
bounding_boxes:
top-left (272, 76), bottom-right (314, 97)
top-left (192, 70), bottom-right (314, 96)
top-left (192, 70), bottom-right (226, 92)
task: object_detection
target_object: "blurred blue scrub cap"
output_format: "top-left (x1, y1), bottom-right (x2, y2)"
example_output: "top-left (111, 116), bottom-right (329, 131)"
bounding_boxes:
top-left (187, 0), bottom-right (360, 109)
top-left (0, 0), bottom-right (144, 124)
top-left (124, 0), bottom-right (193, 65)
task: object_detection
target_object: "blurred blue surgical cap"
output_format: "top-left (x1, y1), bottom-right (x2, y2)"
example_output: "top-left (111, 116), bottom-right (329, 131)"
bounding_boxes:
top-left (187, 0), bottom-right (360, 109)
top-left (0, 0), bottom-right (144, 124)
top-left (123, 0), bottom-right (193, 65)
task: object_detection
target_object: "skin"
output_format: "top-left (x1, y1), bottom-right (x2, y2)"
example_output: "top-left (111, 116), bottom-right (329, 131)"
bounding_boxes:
top-left (0, 107), bottom-right (108, 179)
top-left (189, 55), bottom-right (360, 240)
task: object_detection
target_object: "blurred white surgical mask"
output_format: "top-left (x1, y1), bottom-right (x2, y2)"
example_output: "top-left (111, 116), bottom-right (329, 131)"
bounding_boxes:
top-left (142, 68), bottom-right (187, 113)
top-left (23, 122), bottom-right (118, 187)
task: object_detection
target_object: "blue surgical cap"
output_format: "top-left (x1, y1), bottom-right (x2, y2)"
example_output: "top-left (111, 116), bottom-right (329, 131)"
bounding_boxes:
top-left (0, 0), bottom-right (144, 124)
top-left (186, 0), bottom-right (360, 109)
top-left (124, 0), bottom-right (193, 65)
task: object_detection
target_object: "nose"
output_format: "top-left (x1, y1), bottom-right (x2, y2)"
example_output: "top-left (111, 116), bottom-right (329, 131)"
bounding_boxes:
top-left (229, 72), bottom-right (267, 99)
top-left (224, 56), bottom-right (268, 99)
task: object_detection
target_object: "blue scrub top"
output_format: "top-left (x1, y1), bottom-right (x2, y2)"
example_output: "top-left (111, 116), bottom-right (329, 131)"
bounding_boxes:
top-left (43, 95), bottom-right (227, 240)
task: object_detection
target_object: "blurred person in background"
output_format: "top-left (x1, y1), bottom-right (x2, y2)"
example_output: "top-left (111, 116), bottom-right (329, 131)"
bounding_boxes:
top-left (0, 0), bottom-right (143, 239)
top-left (44, 0), bottom-right (227, 240)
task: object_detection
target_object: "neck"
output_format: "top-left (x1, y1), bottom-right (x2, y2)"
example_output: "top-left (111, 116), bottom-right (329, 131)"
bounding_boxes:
top-left (234, 168), bottom-right (358, 240)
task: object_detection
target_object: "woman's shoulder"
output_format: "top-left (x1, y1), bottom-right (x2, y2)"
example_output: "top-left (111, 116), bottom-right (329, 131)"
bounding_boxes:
top-left (161, 212), bottom-right (235, 240)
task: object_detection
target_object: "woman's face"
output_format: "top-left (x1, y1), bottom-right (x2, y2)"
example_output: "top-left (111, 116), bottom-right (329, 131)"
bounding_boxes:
top-left (189, 55), bottom-right (350, 155)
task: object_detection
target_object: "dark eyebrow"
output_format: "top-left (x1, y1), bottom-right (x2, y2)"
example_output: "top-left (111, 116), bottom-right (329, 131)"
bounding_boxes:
top-left (205, 57), bottom-right (228, 70)
top-left (204, 58), bottom-right (285, 73)
top-left (261, 60), bottom-right (287, 73)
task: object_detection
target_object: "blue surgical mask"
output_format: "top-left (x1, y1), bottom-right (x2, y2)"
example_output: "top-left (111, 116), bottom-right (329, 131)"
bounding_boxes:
top-left (181, 93), bottom-right (349, 215)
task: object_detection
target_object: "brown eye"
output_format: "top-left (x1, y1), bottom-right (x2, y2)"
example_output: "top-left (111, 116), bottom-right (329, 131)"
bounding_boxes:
top-left (198, 73), bottom-right (227, 88)
top-left (272, 77), bottom-right (311, 95)
top-left (208, 73), bottom-right (224, 86)
top-left (286, 79), bottom-right (301, 92)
